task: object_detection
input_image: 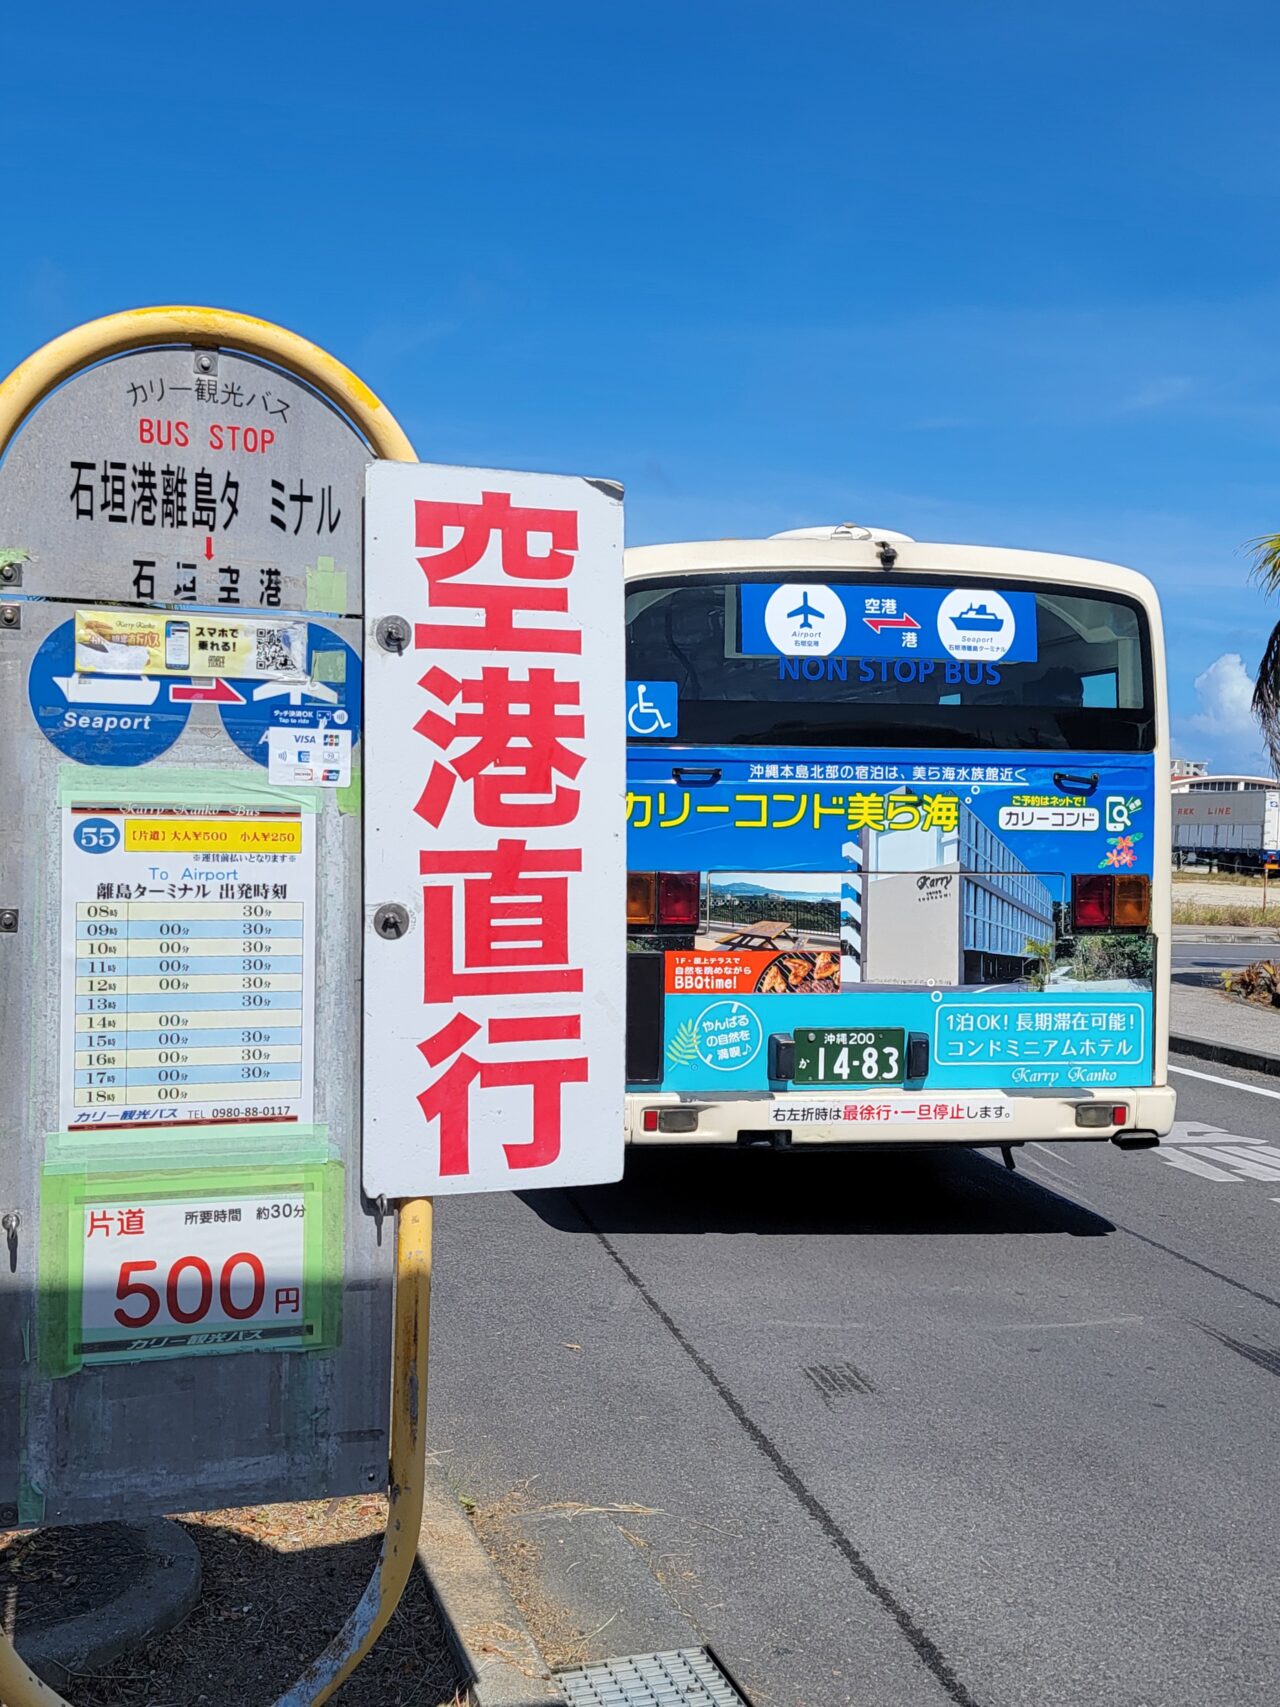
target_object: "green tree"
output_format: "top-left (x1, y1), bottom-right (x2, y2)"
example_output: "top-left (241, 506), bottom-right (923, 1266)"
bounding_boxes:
top-left (1247, 536), bottom-right (1280, 770)
top-left (1023, 936), bottom-right (1055, 991)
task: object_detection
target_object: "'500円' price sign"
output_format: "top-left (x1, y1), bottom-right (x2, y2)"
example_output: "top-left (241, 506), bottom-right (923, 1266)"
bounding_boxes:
top-left (77, 1192), bottom-right (313, 1364)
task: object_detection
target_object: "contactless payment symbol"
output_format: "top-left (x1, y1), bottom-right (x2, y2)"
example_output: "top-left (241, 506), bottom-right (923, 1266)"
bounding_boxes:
top-left (763, 584), bottom-right (847, 657)
top-left (27, 619), bottom-right (192, 766)
top-left (938, 588), bottom-right (1016, 662)
top-left (218, 622), bottom-right (362, 767)
top-left (626, 680), bottom-right (678, 738)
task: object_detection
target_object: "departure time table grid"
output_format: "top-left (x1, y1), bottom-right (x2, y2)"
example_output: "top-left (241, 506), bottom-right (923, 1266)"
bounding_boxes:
top-left (74, 899), bottom-right (305, 1111)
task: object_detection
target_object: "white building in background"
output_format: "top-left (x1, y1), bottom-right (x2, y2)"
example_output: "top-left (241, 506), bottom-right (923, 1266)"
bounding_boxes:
top-left (843, 807), bottom-right (1054, 987)
top-left (1171, 771), bottom-right (1278, 793)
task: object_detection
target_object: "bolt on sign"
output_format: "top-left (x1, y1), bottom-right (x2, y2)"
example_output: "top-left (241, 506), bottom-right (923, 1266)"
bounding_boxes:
top-left (0, 327), bottom-right (390, 1526)
top-left (363, 465), bottom-right (626, 1196)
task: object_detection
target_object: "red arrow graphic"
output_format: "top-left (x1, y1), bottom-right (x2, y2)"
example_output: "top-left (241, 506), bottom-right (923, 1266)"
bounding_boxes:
top-left (204, 537), bottom-right (214, 560)
top-left (170, 679), bottom-right (246, 705)
top-left (862, 612), bottom-right (921, 634)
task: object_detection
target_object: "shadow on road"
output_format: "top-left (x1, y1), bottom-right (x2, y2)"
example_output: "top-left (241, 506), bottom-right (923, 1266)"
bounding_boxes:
top-left (525, 1146), bottom-right (1114, 1239)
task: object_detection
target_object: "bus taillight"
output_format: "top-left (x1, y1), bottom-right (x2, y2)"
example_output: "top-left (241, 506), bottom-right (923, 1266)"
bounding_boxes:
top-left (1072, 873), bottom-right (1151, 931)
top-left (1113, 874), bottom-right (1151, 927)
top-left (1072, 874), bottom-right (1113, 929)
top-left (657, 871), bottom-right (700, 926)
top-left (627, 872), bottom-right (657, 926)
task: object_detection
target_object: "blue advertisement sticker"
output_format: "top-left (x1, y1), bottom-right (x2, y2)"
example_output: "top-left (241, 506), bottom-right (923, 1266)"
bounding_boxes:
top-left (626, 747), bottom-right (1155, 879)
top-left (740, 584), bottom-right (1038, 664)
top-left (660, 991), bottom-right (1153, 1093)
top-left (28, 619), bottom-right (193, 766)
top-left (218, 623), bottom-right (361, 768)
top-left (626, 679), bottom-right (679, 739)
top-left (667, 999), bottom-right (763, 1072)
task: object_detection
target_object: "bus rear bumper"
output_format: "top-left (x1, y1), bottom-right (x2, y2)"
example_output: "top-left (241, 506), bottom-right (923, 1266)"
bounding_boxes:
top-left (624, 1085), bottom-right (1177, 1147)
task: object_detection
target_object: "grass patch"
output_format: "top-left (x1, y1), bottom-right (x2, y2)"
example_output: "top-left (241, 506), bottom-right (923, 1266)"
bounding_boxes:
top-left (1173, 901), bottom-right (1273, 926)
top-left (1172, 870), bottom-right (1267, 888)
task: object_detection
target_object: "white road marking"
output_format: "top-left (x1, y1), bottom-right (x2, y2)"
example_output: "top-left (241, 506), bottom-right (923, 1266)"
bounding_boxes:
top-left (1202, 1146), bottom-right (1280, 1182)
top-left (1154, 1149), bottom-right (1243, 1183)
top-left (1169, 1064), bottom-right (1280, 1101)
top-left (1030, 1141), bottom-right (1076, 1165)
top-left (1023, 1148), bottom-right (1073, 1179)
top-left (1017, 1154), bottom-right (1108, 1211)
top-left (1159, 1121), bottom-right (1241, 1146)
top-left (1149, 1120), bottom-right (1280, 1187)
top-left (988, 1316), bottom-right (1145, 1331)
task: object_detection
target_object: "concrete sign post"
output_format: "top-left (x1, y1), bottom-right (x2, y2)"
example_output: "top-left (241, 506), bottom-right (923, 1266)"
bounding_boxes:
top-left (363, 462), bottom-right (626, 1197)
top-left (0, 312), bottom-right (410, 1528)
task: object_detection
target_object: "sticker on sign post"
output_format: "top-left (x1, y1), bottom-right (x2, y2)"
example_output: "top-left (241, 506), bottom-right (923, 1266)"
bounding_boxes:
top-left (74, 610), bottom-right (308, 680)
top-left (218, 623), bottom-right (361, 768)
top-left (29, 619), bottom-right (193, 765)
top-left (362, 465), bottom-right (626, 1197)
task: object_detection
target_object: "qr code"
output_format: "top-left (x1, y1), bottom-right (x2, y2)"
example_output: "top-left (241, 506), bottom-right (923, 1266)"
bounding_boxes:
top-left (255, 626), bottom-right (301, 674)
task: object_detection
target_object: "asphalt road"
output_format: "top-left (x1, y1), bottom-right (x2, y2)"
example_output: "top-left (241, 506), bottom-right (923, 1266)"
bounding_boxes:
top-left (431, 1058), bottom-right (1280, 1707)
top-left (1172, 937), bottom-right (1278, 978)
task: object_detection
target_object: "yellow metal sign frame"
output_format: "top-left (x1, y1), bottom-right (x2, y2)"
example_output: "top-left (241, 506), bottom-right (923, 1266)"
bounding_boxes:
top-left (0, 306), bottom-right (431, 1707)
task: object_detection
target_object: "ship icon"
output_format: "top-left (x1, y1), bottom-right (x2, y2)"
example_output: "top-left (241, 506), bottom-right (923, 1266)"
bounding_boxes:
top-left (950, 602), bottom-right (1004, 632)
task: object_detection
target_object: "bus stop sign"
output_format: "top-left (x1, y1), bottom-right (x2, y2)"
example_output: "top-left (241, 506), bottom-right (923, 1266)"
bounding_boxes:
top-left (0, 328), bottom-right (394, 1525)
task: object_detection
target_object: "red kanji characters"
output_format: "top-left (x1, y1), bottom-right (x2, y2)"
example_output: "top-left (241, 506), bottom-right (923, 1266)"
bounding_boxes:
top-left (86, 1210), bottom-right (113, 1238)
top-left (416, 1011), bottom-right (587, 1176)
top-left (408, 483), bottom-right (594, 1182)
top-left (419, 840), bottom-right (583, 1002)
top-left (416, 489), bottom-right (577, 580)
top-left (413, 665), bottom-right (585, 827)
top-left (414, 489), bottom-right (581, 654)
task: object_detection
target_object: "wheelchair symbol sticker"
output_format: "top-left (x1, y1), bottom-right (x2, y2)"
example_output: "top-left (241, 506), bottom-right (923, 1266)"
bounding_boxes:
top-left (626, 680), bottom-right (679, 739)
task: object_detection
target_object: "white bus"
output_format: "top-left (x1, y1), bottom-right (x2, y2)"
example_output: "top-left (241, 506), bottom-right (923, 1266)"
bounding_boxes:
top-left (622, 526), bottom-right (1175, 1154)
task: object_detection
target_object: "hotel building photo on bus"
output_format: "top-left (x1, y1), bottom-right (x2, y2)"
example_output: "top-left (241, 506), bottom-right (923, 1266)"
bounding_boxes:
top-left (842, 803), bottom-right (1056, 988)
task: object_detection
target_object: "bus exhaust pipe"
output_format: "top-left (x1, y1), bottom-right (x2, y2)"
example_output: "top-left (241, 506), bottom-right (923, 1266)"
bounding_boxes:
top-left (738, 1129), bottom-right (791, 1150)
top-left (1112, 1132), bottom-right (1160, 1150)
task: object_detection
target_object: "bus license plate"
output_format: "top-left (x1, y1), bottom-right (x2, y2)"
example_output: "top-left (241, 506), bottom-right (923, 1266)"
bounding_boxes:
top-left (793, 1028), bottom-right (906, 1085)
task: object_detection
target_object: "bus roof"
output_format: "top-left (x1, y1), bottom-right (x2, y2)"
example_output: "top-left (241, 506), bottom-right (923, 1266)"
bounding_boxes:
top-left (623, 536), bottom-right (1161, 609)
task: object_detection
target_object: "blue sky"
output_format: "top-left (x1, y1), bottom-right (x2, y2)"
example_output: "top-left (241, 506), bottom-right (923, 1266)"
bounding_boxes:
top-left (5, 2), bottom-right (1280, 770)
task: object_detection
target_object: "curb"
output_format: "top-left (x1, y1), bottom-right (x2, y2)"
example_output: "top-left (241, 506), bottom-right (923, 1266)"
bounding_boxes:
top-left (417, 1459), bottom-right (567, 1707)
top-left (1169, 1032), bottom-right (1280, 1079)
top-left (14, 1518), bottom-right (201, 1690)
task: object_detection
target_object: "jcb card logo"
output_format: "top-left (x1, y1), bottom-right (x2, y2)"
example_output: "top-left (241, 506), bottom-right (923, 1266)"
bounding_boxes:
top-left (763, 584), bottom-right (847, 656)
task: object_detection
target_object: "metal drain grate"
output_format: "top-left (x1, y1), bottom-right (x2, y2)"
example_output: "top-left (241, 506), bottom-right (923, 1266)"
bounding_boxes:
top-left (557, 1647), bottom-right (750, 1706)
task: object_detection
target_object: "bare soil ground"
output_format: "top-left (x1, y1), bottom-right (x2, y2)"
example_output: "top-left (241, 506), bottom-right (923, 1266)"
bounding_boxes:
top-left (1173, 876), bottom-right (1275, 908)
top-left (2, 1498), bottom-right (466, 1707)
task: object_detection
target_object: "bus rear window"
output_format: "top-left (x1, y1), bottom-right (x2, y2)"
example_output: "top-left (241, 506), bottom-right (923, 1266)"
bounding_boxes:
top-left (624, 573), bottom-right (1155, 751)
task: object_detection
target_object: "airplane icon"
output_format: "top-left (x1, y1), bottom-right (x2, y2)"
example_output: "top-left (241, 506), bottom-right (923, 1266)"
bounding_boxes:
top-left (787, 592), bottom-right (824, 629)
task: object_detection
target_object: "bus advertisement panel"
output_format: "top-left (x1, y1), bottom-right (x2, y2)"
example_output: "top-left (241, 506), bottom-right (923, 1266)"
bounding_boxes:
top-left (623, 541), bottom-right (1175, 1148)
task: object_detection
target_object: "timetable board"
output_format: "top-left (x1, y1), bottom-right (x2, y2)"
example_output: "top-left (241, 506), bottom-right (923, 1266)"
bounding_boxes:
top-left (61, 806), bottom-right (316, 1131)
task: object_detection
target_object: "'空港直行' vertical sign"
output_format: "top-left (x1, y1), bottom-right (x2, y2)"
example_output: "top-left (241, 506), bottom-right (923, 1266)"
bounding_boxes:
top-left (362, 464), bottom-right (626, 1197)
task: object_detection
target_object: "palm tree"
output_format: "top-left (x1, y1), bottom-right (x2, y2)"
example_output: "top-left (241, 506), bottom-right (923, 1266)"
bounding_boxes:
top-left (1248, 535), bottom-right (1280, 772)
